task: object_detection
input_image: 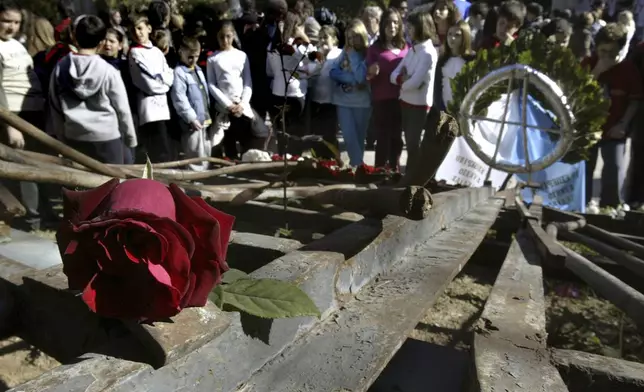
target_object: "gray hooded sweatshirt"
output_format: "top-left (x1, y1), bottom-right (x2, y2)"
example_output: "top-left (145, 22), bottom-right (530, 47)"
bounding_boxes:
top-left (48, 53), bottom-right (137, 147)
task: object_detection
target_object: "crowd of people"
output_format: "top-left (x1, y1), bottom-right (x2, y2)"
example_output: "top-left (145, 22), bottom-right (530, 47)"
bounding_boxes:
top-left (1, 0), bottom-right (644, 231)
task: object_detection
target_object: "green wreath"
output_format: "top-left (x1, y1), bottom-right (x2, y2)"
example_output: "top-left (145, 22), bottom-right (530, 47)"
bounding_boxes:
top-left (448, 33), bottom-right (609, 164)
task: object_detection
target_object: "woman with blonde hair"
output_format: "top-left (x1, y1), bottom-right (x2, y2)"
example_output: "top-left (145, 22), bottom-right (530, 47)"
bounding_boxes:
top-left (309, 25), bottom-right (342, 158)
top-left (440, 19), bottom-right (474, 109)
top-left (617, 10), bottom-right (635, 61)
top-left (26, 17), bottom-right (56, 57)
top-left (330, 18), bottom-right (371, 167)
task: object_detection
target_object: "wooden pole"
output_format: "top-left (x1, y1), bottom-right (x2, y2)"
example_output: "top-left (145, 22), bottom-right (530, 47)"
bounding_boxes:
top-left (113, 156), bottom-right (235, 169)
top-left (0, 183), bottom-right (25, 217)
top-left (0, 160), bottom-right (113, 188)
top-left (135, 161), bottom-right (300, 181)
top-left (0, 109), bottom-right (127, 178)
top-left (307, 186), bottom-right (433, 220)
top-left (0, 159), bottom-right (357, 204)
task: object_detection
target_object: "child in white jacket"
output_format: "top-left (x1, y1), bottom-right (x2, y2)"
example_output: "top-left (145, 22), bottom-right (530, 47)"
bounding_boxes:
top-left (207, 21), bottom-right (254, 160)
top-left (129, 14), bottom-right (174, 163)
top-left (390, 7), bottom-right (438, 173)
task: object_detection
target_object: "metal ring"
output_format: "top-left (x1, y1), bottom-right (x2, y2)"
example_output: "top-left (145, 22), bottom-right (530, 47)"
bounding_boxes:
top-left (458, 64), bottom-right (575, 174)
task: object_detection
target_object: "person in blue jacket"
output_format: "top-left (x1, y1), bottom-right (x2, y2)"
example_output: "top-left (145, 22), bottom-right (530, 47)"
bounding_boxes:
top-left (330, 19), bottom-right (371, 167)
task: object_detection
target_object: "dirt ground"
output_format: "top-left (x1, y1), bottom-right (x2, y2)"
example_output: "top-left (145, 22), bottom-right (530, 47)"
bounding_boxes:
top-left (0, 336), bottom-right (60, 391)
top-left (410, 242), bottom-right (644, 364)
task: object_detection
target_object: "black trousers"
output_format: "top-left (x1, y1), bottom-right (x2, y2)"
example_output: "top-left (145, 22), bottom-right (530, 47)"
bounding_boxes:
top-left (221, 115), bottom-right (254, 161)
top-left (66, 138), bottom-right (126, 165)
top-left (136, 120), bottom-right (172, 163)
top-left (269, 95), bottom-right (305, 156)
top-left (309, 102), bottom-right (339, 159)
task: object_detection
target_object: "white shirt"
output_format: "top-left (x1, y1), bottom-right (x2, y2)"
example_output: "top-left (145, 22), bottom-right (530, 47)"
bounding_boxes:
top-left (267, 40), bottom-right (315, 98)
top-left (128, 42), bottom-right (174, 125)
top-left (0, 38), bottom-right (44, 112)
top-left (207, 48), bottom-right (252, 112)
top-left (391, 39), bottom-right (438, 107)
top-left (442, 56), bottom-right (466, 108)
top-left (311, 47), bottom-right (342, 104)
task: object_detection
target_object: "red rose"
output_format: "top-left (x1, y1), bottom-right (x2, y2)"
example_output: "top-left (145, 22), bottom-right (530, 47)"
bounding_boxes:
top-left (56, 179), bottom-right (234, 321)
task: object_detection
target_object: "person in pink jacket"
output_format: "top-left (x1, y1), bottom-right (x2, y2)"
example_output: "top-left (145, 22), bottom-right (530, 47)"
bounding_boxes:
top-left (366, 8), bottom-right (408, 170)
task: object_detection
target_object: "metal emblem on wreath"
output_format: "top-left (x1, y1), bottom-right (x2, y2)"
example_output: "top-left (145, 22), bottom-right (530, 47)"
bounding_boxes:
top-left (458, 64), bottom-right (575, 177)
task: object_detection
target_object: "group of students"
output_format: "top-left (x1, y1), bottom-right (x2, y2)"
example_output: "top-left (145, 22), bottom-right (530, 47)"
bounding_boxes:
top-left (3, 0), bottom-right (644, 233)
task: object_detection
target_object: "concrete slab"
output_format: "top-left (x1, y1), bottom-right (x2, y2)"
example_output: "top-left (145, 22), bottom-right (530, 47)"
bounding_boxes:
top-left (6, 354), bottom-right (152, 392)
top-left (472, 335), bottom-right (567, 392)
top-left (336, 187), bottom-right (495, 295)
top-left (238, 197), bottom-right (502, 392)
top-left (230, 231), bottom-right (302, 253)
top-left (124, 301), bottom-right (231, 368)
top-left (227, 231), bottom-right (303, 273)
top-left (6, 265), bottom-right (110, 362)
top-left (8, 187), bottom-right (494, 392)
top-left (0, 255), bottom-right (33, 280)
top-left (477, 233), bottom-right (548, 344)
top-left (212, 200), bottom-right (363, 234)
top-left (471, 233), bottom-right (568, 391)
top-left (0, 229), bottom-right (60, 270)
top-left (552, 348), bottom-right (644, 392)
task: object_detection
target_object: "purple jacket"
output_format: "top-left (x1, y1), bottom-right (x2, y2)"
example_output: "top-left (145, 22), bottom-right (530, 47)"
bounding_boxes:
top-left (366, 44), bottom-right (409, 101)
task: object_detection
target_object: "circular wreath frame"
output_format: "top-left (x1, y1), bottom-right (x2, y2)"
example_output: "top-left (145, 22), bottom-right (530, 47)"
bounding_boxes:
top-left (448, 33), bottom-right (609, 164)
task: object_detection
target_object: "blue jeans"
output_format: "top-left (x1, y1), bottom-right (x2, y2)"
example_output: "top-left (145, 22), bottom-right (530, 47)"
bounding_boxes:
top-left (337, 106), bottom-right (371, 166)
top-left (586, 139), bottom-right (627, 207)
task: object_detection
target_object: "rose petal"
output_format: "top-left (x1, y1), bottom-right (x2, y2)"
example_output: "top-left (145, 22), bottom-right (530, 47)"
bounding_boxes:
top-left (147, 262), bottom-right (173, 287)
top-left (106, 179), bottom-right (177, 220)
top-left (84, 266), bottom-right (182, 320)
top-left (81, 274), bottom-right (100, 313)
top-left (58, 223), bottom-right (100, 290)
top-left (61, 178), bottom-right (120, 223)
top-left (190, 198), bottom-right (235, 263)
top-left (168, 184), bottom-right (235, 307)
top-left (59, 214), bottom-right (194, 320)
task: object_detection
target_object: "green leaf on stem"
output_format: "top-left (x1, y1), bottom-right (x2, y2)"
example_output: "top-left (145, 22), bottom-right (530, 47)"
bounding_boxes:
top-left (209, 285), bottom-right (224, 308)
top-left (275, 227), bottom-right (293, 238)
top-left (142, 156), bottom-right (154, 180)
top-left (221, 278), bottom-right (321, 319)
top-left (222, 268), bottom-right (250, 284)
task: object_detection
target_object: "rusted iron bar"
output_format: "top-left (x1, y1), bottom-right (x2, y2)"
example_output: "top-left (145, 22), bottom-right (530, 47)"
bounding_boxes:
top-left (513, 193), bottom-right (567, 266)
top-left (561, 247), bottom-right (644, 329)
top-left (559, 230), bottom-right (644, 280)
top-left (583, 224), bottom-right (644, 260)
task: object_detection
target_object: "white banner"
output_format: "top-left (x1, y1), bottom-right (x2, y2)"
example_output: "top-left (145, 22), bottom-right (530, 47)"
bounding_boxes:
top-left (435, 93), bottom-right (514, 189)
top-left (435, 136), bottom-right (507, 188)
